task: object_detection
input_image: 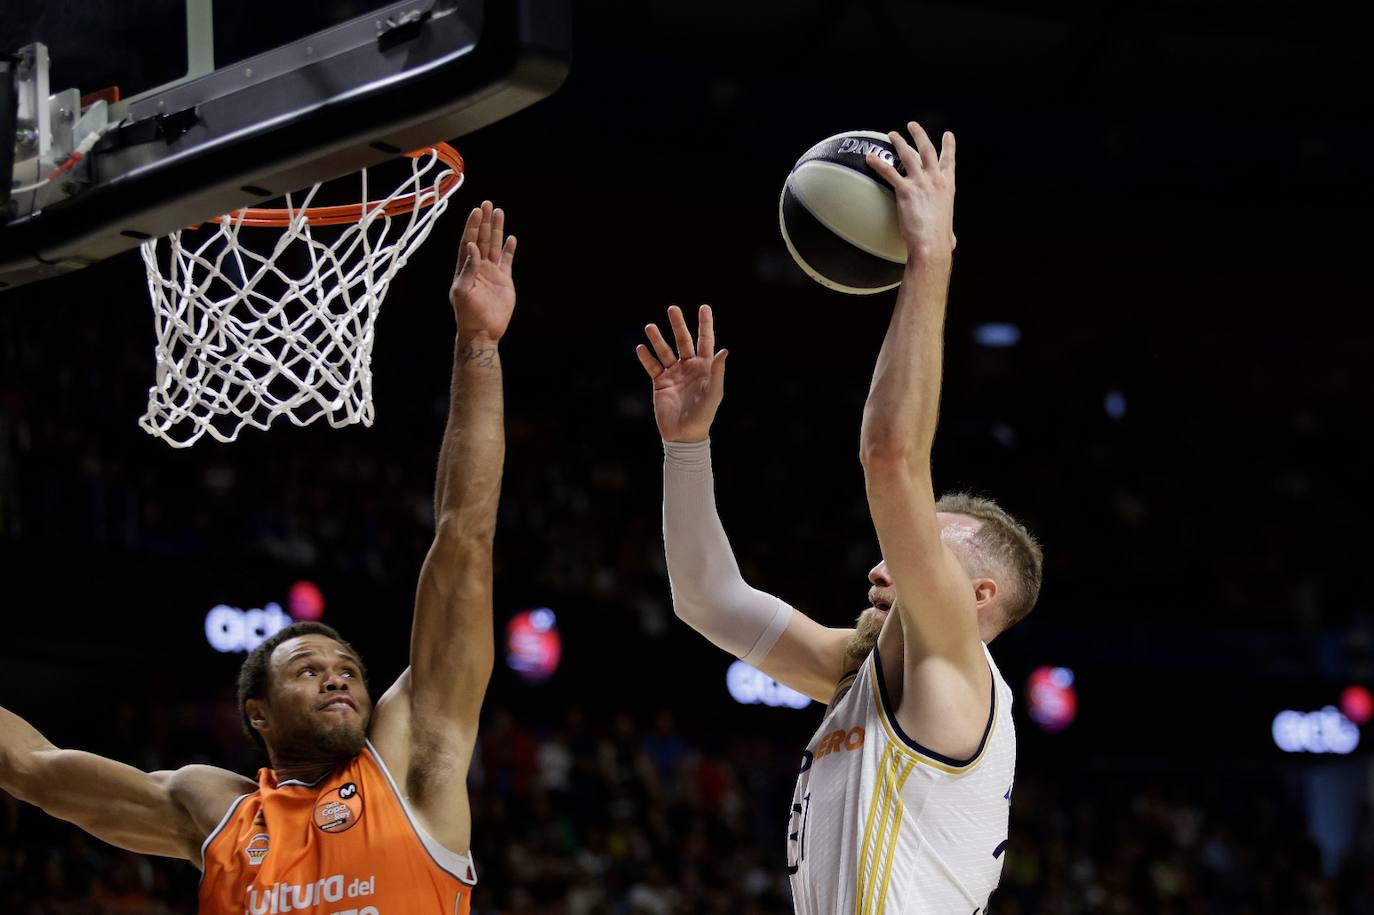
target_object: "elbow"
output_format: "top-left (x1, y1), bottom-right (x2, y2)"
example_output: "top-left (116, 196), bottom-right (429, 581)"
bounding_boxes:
top-left (672, 601), bottom-right (703, 628)
top-left (860, 430), bottom-right (917, 472)
top-left (860, 405), bottom-right (936, 476)
top-left (860, 438), bottom-right (934, 500)
top-left (1, 750), bottom-right (48, 807)
top-left (432, 517), bottom-right (496, 550)
top-left (668, 582), bottom-right (696, 624)
top-left (859, 401), bottom-right (919, 466)
top-left (667, 578), bottom-right (711, 628)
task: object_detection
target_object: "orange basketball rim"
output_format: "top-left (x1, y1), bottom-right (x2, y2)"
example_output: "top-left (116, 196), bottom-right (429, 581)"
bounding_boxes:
top-left (210, 144), bottom-right (465, 227)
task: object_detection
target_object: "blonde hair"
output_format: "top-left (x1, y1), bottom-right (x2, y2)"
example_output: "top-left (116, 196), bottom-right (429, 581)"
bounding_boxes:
top-left (935, 492), bottom-right (1043, 629)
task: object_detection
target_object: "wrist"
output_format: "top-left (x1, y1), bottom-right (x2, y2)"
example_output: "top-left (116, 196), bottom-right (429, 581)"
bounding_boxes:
top-left (663, 437), bottom-right (711, 469)
top-left (904, 244), bottom-right (954, 269)
top-left (456, 332), bottom-right (500, 370)
top-left (457, 329), bottom-right (500, 348)
top-left (663, 432), bottom-right (710, 445)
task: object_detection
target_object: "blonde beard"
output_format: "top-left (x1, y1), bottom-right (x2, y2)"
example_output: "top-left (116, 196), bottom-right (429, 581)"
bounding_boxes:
top-left (845, 608), bottom-right (886, 663)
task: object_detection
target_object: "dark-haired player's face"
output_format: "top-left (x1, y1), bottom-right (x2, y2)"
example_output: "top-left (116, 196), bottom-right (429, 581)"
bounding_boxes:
top-left (262, 635), bottom-right (372, 761)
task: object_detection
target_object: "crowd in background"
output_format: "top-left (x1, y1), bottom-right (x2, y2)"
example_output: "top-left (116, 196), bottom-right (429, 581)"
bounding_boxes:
top-left (2, 697), bottom-right (1371, 914)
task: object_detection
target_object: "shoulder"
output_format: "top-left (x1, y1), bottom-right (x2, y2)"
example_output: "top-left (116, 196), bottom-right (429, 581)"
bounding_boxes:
top-left (163, 765), bottom-right (257, 840)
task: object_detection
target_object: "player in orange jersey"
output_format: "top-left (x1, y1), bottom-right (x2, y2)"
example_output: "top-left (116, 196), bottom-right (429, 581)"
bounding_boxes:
top-left (0, 201), bottom-right (518, 914)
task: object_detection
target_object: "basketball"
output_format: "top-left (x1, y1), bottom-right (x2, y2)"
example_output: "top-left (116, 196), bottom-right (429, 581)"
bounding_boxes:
top-left (779, 130), bottom-right (909, 295)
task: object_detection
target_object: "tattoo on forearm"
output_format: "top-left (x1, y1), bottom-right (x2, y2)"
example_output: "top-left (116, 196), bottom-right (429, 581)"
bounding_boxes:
top-left (460, 345), bottom-right (498, 368)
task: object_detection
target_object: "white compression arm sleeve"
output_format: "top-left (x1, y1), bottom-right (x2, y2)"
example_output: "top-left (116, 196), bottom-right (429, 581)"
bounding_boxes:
top-left (662, 439), bottom-right (794, 666)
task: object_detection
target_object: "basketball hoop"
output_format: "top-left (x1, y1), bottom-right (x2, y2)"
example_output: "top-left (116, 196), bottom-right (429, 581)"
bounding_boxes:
top-left (138, 144), bottom-right (464, 448)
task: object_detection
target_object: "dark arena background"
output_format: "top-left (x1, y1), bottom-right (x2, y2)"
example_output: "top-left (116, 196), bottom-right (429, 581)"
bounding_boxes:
top-left (3, 3), bottom-right (1373, 913)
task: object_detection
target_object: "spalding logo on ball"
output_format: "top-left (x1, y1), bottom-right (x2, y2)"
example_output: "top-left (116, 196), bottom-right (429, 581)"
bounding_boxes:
top-left (780, 130), bottom-right (908, 295)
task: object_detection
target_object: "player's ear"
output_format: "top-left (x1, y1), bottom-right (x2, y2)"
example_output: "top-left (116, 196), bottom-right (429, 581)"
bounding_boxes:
top-left (245, 698), bottom-right (269, 733)
top-left (972, 577), bottom-right (998, 609)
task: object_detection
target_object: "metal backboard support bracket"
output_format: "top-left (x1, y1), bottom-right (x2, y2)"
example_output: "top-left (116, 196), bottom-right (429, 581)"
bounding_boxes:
top-left (0, 0), bottom-right (570, 290)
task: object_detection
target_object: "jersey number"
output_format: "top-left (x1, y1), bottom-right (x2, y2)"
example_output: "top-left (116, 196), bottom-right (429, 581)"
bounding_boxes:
top-left (786, 792), bottom-right (811, 875)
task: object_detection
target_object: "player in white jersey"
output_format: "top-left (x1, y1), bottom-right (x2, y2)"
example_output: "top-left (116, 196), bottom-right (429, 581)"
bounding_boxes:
top-left (635, 123), bottom-right (1043, 914)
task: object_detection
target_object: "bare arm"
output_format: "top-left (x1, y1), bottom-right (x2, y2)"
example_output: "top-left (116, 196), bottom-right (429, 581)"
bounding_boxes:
top-left (370, 202), bottom-right (514, 857)
top-left (756, 613), bottom-right (856, 704)
top-left (0, 705), bottom-right (251, 864)
top-left (640, 306), bottom-right (853, 703)
top-left (860, 124), bottom-right (985, 671)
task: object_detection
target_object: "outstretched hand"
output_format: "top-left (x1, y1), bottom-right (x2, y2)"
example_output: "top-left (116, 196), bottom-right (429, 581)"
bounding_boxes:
top-left (865, 122), bottom-right (956, 260)
top-left (636, 305), bottom-right (728, 444)
top-left (450, 200), bottom-right (517, 340)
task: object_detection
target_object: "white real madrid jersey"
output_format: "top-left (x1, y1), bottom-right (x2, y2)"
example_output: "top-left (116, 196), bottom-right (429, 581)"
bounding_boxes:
top-left (787, 645), bottom-right (1015, 915)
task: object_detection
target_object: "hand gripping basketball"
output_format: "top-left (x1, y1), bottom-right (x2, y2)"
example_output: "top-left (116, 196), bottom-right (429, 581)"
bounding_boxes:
top-left (636, 304), bottom-right (729, 444)
top-left (450, 200), bottom-right (518, 341)
top-left (865, 122), bottom-right (957, 260)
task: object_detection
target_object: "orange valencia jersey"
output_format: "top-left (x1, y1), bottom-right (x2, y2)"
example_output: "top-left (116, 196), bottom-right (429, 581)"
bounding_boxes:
top-left (199, 740), bottom-right (476, 915)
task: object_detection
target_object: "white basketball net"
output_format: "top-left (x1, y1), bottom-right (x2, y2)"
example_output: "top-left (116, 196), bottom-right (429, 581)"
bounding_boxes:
top-left (138, 148), bottom-right (463, 447)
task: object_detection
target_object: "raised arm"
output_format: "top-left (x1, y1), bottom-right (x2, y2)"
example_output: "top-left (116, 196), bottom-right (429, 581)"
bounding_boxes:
top-left (637, 306), bottom-right (852, 703)
top-left (370, 202), bottom-right (515, 855)
top-left (0, 705), bottom-right (252, 865)
top-left (860, 125), bottom-right (986, 674)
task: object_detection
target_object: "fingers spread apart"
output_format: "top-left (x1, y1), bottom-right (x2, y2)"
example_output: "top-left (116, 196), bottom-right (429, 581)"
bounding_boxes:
top-left (889, 129), bottom-right (922, 177)
top-left (644, 322), bottom-right (677, 368)
top-left (459, 201), bottom-right (517, 273)
top-left (907, 121), bottom-right (939, 172)
top-left (667, 305), bottom-right (695, 360)
top-left (640, 305), bottom-right (723, 378)
top-left (696, 304), bottom-right (714, 358)
top-left (875, 123), bottom-right (956, 187)
top-left (635, 343), bottom-right (664, 379)
top-left (940, 130), bottom-right (956, 174)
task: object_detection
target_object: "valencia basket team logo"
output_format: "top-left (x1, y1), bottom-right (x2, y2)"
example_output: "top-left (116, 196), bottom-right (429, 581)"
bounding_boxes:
top-left (244, 833), bottom-right (271, 866)
top-left (314, 782), bottom-right (363, 833)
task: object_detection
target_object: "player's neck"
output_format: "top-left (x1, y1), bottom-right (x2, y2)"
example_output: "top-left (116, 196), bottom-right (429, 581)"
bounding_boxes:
top-left (269, 751), bottom-right (348, 785)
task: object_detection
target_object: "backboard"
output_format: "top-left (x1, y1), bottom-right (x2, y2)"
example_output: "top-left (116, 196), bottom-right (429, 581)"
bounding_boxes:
top-left (0, 0), bottom-right (570, 289)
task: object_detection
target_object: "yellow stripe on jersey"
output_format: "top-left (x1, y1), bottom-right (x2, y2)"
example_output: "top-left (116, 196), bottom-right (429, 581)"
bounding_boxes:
top-left (874, 756), bottom-right (918, 914)
top-left (854, 745), bottom-right (896, 915)
top-left (856, 746), bottom-right (916, 915)
top-left (866, 749), bottom-right (901, 915)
